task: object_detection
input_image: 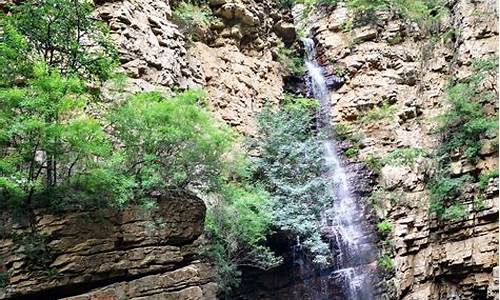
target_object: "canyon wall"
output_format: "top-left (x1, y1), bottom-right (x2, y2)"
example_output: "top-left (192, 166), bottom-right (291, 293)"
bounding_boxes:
top-left (0, 192), bottom-right (215, 299)
top-left (1, 0), bottom-right (497, 298)
top-left (310, 0), bottom-right (499, 299)
top-left (0, 0), bottom-right (289, 298)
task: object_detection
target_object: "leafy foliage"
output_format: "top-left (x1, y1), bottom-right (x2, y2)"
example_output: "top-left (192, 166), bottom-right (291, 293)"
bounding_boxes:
top-left (428, 175), bottom-right (472, 220)
top-left (172, 1), bottom-right (216, 42)
top-left (478, 170), bottom-right (499, 191)
top-left (0, 63), bottom-right (128, 213)
top-left (1, 0), bottom-right (117, 84)
top-left (378, 253), bottom-right (394, 272)
top-left (276, 43), bottom-right (306, 76)
top-left (382, 148), bottom-right (427, 166)
top-left (438, 76), bottom-right (498, 160)
top-left (347, 0), bottom-right (447, 22)
top-left (377, 220), bottom-right (393, 235)
top-left (205, 181), bottom-right (281, 295)
top-left (428, 55), bottom-right (498, 221)
top-left (252, 98), bottom-right (331, 264)
top-left (109, 90), bottom-right (233, 195)
top-left (359, 102), bottom-right (397, 123)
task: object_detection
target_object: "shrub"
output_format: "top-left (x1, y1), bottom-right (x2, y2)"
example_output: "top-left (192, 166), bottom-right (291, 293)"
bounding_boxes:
top-left (205, 182), bottom-right (281, 295)
top-left (428, 56), bottom-right (498, 222)
top-left (347, 0), bottom-right (447, 23)
top-left (364, 154), bottom-right (383, 174)
top-left (359, 102), bottom-right (397, 123)
top-left (2, 0), bottom-right (117, 83)
top-left (478, 170), bottom-right (499, 191)
top-left (428, 175), bottom-right (472, 219)
top-left (333, 122), bottom-right (353, 139)
top-left (276, 43), bottom-right (306, 77)
top-left (441, 203), bottom-right (468, 221)
top-left (378, 253), bottom-right (394, 272)
top-left (0, 63), bottom-right (127, 213)
top-left (345, 147), bottom-right (359, 158)
top-left (252, 97), bottom-right (332, 264)
top-left (382, 148), bottom-right (426, 166)
top-left (377, 220), bottom-right (393, 235)
top-left (109, 89), bottom-right (233, 194)
top-left (172, 2), bottom-right (215, 41)
top-left (438, 76), bottom-right (498, 161)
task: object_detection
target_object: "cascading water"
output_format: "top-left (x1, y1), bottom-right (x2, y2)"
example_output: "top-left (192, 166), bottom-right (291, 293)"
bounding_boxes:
top-left (302, 37), bottom-right (377, 300)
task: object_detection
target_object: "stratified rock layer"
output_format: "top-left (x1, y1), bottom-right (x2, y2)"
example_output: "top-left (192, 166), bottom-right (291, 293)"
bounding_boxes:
top-left (310, 0), bottom-right (498, 299)
top-left (0, 192), bottom-right (215, 300)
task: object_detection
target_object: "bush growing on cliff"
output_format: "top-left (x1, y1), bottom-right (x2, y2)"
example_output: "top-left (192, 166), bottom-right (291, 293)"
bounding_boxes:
top-left (173, 1), bottom-right (216, 42)
top-left (427, 56), bottom-right (498, 221)
top-left (347, 0), bottom-right (447, 23)
top-left (109, 89), bottom-right (233, 195)
top-left (251, 97), bottom-right (331, 264)
top-left (205, 180), bottom-right (281, 294)
top-left (382, 147), bottom-right (427, 166)
top-left (1, 0), bottom-right (117, 84)
top-left (276, 43), bottom-right (306, 77)
top-left (0, 63), bottom-right (130, 213)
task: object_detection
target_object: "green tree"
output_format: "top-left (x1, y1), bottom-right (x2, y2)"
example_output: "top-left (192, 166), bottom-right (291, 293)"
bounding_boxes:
top-left (109, 90), bottom-right (234, 195)
top-left (0, 63), bottom-right (130, 213)
top-left (205, 181), bottom-right (281, 295)
top-left (252, 98), bottom-right (331, 264)
top-left (1, 0), bottom-right (116, 84)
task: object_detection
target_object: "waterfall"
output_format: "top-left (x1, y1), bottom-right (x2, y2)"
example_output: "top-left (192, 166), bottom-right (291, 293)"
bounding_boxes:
top-left (302, 37), bottom-right (376, 300)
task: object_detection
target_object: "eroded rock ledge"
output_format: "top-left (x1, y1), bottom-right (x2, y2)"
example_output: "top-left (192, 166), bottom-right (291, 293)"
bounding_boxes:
top-left (0, 192), bottom-right (215, 300)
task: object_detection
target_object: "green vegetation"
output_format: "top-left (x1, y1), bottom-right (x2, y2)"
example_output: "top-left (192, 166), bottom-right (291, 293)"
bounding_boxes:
top-left (441, 203), bottom-right (467, 221)
top-left (252, 97), bottom-right (331, 265)
top-left (479, 170), bottom-right (499, 191)
top-left (0, 0), bottom-right (119, 215)
top-left (333, 122), bottom-right (363, 159)
top-left (428, 55), bottom-right (498, 221)
top-left (364, 154), bottom-right (384, 174)
top-left (359, 102), bottom-right (397, 123)
top-left (276, 0), bottom-right (338, 9)
top-left (109, 90), bottom-right (233, 194)
top-left (378, 253), bottom-right (394, 272)
top-left (0, 272), bottom-right (7, 289)
top-left (205, 181), bottom-right (280, 294)
top-left (345, 147), bottom-right (359, 158)
top-left (377, 220), bottom-right (393, 235)
top-left (369, 188), bottom-right (402, 208)
top-left (0, 0), bottom-right (117, 84)
top-left (347, 0), bottom-right (447, 23)
top-left (172, 1), bottom-right (216, 42)
top-left (0, 0), bottom-right (284, 295)
top-left (428, 175), bottom-right (472, 220)
top-left (276, 43), bottom-right (306, 76)
top-left (382, 148), bottom-right (427, 166)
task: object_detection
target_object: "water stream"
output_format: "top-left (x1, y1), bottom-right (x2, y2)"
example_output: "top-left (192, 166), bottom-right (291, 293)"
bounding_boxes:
top-left (302, 37), bottom-right (376, 300)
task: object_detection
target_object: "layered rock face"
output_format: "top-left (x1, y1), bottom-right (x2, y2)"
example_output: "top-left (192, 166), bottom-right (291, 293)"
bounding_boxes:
top-left (0, 193), bottom-right (215, 300)
top-left (310, 0), bottom-right (498, 299)
top-left (187, 0), bottom-right (291, 134)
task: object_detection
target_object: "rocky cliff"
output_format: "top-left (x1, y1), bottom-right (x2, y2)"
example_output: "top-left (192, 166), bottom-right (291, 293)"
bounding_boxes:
top-left (308, 0), bottom-right (499, 299)
top-left (0, 0), bottom-right (497, 298)
top-left (0, 192), bottom-right (216, 299)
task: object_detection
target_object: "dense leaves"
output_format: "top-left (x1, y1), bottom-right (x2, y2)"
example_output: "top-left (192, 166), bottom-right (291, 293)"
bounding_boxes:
top-left (252, 98), bottom-right (332, 264)
top-left (109, 90), bottom-right (233, 194)
top-left (1, 0), bottom-right (117, 83)
top-left (0, 63), bottom-right (122, 212)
